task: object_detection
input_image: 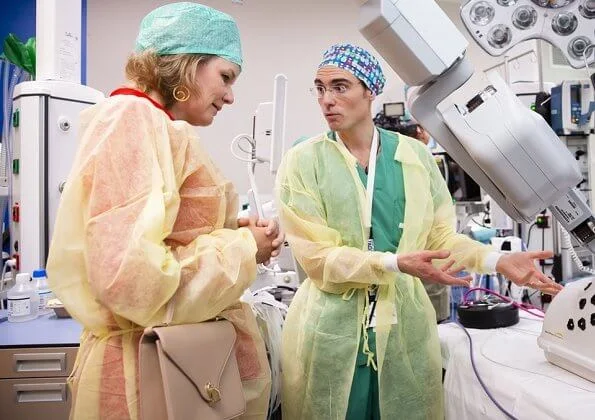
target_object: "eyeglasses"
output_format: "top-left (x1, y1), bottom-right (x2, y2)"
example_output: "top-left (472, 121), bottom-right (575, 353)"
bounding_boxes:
top-left (309, 84), bottom-right (351, 98)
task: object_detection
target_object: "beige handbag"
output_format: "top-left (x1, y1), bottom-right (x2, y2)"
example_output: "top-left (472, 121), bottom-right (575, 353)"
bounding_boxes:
top-left (139, 319), bottom-right (246, 420)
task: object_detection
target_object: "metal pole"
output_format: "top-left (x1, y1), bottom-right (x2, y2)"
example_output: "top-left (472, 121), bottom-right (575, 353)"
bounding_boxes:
top-left (504, 55), bottom-right (511, 85)
top-left (536, 40), bottom-right (545, 92)
top-left (552, 216), bottom-right (559, 254)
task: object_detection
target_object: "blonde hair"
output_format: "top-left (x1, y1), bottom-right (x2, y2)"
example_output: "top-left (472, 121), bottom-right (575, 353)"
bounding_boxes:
top-left (125, 50), bottom-right (213, 108)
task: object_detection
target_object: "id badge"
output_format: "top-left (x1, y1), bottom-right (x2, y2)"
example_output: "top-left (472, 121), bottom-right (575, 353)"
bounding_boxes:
top-left (367, 291), bottom-right (399, 329)
top-left (368, 309), bottom-right (399, 329)
top-left (367, 286), bottom-right (377, 329)
top-left (368, 238), bottom-right (375, 251)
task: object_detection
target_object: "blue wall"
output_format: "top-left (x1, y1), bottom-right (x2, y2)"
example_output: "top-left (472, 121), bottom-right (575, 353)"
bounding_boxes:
top-left (0, 0), bottom-right (87, 134)
top-left (0, 0), bottom-right (36, 135)
top-left (0, 1), bottom-right (36, 44)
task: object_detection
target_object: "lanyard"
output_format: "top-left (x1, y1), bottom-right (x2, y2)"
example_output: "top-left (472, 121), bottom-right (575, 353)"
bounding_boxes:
top-left (336, 128), bottom-right (379, 240)
top-left (365, 128), bottom-right (379, 234)
top-left (337, 128), bottom-right (381, 327)
top-left (110, 87), bottom-right (175, 120)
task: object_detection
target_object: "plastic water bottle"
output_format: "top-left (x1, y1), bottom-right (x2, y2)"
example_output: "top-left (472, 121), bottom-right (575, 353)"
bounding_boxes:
top-left (33, 269), bottom-right (53, 315)
top-left (7, 273), bottom-right (39, 322)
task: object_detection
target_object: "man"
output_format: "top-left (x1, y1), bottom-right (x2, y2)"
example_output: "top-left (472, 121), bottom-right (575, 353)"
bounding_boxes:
top-left (275, 44), bottom-right (561, 419)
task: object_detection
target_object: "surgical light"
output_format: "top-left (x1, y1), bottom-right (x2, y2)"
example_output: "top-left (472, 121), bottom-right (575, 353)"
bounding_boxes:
top-left (531, 0), bottom-right (576, 7)
top-left (568, 36), bottom-right (592, 59)
top-left (579, 0), bottom-right (595, 18)
top-left (471, 2), bottom-right (496, 25)
top-left (512, 6), bottom-right (538, 29)
top-left (488, 24), bottom-right (513, 48)
top-left (461, 0), bottom-right (595, 68)
top-left (552, 11), bottom-right (579, 35)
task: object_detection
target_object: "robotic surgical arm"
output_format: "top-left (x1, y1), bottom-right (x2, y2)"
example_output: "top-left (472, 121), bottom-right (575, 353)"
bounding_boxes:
top-left (358, 0), bottom-right (595, 252)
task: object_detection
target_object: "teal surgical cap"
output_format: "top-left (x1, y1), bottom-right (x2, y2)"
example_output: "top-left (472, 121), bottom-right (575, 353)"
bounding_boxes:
top-left (135, 2), bottom-right (243, 68)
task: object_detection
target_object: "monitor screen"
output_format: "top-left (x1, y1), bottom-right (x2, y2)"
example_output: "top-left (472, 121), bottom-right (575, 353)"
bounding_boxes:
top-left (383, 102), bottom-right (405, 118)
top-left (434, 153), bottom-right (481, 202)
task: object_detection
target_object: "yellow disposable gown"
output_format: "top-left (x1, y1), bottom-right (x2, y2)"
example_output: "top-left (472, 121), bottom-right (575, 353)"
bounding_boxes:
top-left (46, 95), bottom-right (271, 420)
top-left (276, 131), bottom-right (492, 419)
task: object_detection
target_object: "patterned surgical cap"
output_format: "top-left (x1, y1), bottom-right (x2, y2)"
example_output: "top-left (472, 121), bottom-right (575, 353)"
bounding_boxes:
top-left (318, 43), bottom-right (385, 95)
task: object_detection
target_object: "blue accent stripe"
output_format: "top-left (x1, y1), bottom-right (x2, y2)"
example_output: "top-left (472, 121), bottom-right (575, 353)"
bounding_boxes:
top-left (81, 0), bottom-right (87, 85)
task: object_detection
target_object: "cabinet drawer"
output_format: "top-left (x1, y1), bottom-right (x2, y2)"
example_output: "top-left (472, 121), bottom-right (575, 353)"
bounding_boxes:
top-left (0, 347), bottom-right (77, 379)
top-left (0, 377), bottom-right (71, 420)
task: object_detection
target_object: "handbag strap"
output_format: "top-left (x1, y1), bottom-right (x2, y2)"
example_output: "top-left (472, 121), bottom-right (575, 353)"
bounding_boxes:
top-left (161, 293), bottom-right (224, 327)
top-left (164, 295), bottom-right (176, 326)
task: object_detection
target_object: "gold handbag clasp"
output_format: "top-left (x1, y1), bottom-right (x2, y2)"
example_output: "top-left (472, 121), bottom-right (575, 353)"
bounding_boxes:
top-left (204, 382), bottom-right (221, 406)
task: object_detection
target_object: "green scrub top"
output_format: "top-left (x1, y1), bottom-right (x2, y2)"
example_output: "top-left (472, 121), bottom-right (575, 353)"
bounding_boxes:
top-left (329, 129), bottom-right (406, 253)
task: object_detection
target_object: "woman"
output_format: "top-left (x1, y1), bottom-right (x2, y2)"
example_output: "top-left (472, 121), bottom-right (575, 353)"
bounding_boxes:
top-left (47, 3), bottom-right (277, 419)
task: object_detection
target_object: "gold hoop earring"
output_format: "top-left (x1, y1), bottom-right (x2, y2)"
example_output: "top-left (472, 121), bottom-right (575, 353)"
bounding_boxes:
top-left (173, 86), bottom-right (190, 102)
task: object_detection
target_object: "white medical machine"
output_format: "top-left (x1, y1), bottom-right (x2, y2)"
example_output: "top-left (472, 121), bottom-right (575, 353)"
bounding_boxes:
top-left (10, 81), bottom-right (103, 275)
top-left (231, 74), bottom-right (299, 288)
top-left (232, 74), bottom-right (288, 219)
top-left (358, 0), bottom-right (595, 382)
top-left (538, 276), bottom-right (595, 382)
